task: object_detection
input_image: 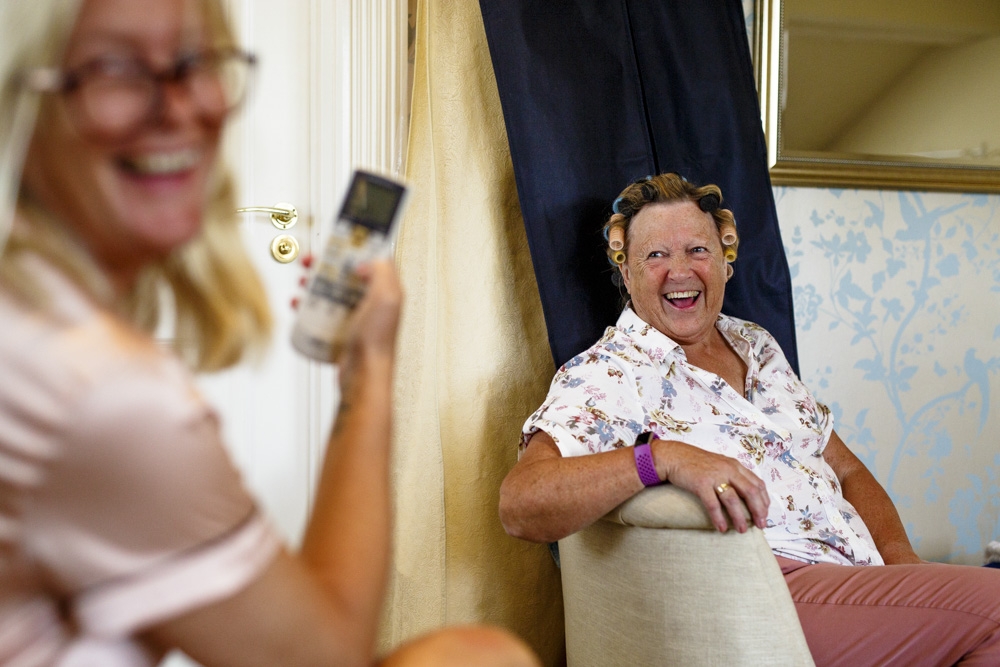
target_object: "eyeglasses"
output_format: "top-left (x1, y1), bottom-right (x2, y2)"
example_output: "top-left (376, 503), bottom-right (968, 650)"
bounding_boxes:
top-left (22, 49), bottom-right (257, 139)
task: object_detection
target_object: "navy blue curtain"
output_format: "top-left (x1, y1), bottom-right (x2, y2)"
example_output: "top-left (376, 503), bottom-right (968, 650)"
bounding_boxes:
top-left (479, 0), bottom-right (799, 374)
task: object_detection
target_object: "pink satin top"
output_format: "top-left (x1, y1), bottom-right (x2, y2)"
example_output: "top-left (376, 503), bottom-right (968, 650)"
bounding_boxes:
top-left (0, 258), bottom-right (281, 665)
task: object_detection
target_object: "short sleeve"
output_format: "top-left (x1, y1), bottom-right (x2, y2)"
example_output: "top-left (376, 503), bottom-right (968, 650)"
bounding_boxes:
top-left (22, 351), bottom-right (281, 639)
top-left (522, 347), bottom-right (646, 458)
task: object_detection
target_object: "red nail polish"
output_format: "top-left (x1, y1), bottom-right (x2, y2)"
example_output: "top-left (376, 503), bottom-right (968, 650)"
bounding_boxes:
top-left (301, 254), bottom-right (313, 269)
top-left (290, 297), bottom-right (300, 310)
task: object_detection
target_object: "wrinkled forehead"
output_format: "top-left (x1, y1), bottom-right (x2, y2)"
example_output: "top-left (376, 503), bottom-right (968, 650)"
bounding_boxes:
top-left (628, 200), bottom-right (719, 245)
top-left (67, 0), bottom-right (219, 60)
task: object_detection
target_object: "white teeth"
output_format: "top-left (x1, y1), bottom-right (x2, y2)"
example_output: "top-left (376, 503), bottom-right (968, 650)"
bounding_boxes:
top-left (665, 290), bottom-right (699, 299)
top-left (124, 149), bottom-right (200, 175)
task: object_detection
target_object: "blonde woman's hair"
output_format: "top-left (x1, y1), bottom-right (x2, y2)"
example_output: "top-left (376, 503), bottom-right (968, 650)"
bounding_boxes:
top-left (0, 0), bottom-right (80, 255)
top-left (0, 0), bottom-right (272, 372)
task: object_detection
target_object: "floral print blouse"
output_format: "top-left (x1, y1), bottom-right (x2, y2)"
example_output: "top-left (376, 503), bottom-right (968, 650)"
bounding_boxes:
top-left (522, 307), bottom-right (883, 566)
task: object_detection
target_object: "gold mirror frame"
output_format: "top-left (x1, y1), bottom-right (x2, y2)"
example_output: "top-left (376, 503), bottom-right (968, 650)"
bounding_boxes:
top-left (754, 0), bottom-right (1000, 193)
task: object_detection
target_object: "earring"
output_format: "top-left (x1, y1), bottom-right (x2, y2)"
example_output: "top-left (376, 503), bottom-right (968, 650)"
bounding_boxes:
top-left (725, 263), bottom-right (734, 280)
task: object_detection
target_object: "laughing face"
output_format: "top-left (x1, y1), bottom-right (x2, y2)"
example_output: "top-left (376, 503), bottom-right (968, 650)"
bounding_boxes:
top-left (620, 200), bottom-right (728, 348)
top-left (20, 0), bottom-right (222, 291)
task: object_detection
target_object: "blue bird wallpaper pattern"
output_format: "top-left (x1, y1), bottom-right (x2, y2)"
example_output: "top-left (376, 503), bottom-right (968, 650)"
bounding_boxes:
top-left (774, 187), bottom-right (1000, 564)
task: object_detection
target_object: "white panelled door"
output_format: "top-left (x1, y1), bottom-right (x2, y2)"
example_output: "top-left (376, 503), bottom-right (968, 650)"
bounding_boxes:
top-left (164, 2), bottom-right (407, 664)
top-left (197, 0), bottom-right (346, 548)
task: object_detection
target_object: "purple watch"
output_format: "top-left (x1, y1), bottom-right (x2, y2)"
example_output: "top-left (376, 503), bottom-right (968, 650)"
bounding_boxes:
top-left (633, 431), bottom-right (661, 486)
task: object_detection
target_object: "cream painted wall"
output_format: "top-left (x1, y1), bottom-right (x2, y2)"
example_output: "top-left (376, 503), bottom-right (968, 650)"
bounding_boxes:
top-left (832, 36), bottom-right (1000, 160)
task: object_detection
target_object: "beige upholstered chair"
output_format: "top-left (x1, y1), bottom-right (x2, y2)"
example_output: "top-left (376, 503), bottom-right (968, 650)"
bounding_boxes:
top-left (558, 485), bottom-right (815, 666)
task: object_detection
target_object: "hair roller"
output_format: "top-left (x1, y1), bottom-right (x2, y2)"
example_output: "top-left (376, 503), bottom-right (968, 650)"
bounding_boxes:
top-left (608, 224), bottom-right (625, 251)
top-left (724, 247), bottom-right (737, 262)
top-left (699, 193), bottom-right (721, 212)
top-left (640, 182), bottom-right (657, 201)
top-left (612, 197), bottom-right (624, 215)
top-left (719, 222), bottom-right (737, 247)
top-left (605, 212), bottom-right (625, 234)
top-left (611, 249), bottom-right (626, 265)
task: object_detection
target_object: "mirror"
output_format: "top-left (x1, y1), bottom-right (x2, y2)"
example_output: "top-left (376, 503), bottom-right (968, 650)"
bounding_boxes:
top-left (755, 0), bottom-right (1000, 192)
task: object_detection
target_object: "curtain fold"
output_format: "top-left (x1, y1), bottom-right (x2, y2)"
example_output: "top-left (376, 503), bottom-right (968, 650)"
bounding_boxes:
top-left (379, 1), bottom-right (564, 663)
top-left (479, 0), bottom-right (799, 373)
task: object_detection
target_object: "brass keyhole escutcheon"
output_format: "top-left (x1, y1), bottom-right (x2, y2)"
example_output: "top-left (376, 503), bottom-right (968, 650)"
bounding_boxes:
top-left (270, 234), bottom-right (300, 263)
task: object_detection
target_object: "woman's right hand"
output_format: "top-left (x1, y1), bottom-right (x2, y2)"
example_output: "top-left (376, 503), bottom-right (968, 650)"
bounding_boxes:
top-left (652, 438), bottom-right (770, 533)
top-left (335, 259), bottom-right (402, 364)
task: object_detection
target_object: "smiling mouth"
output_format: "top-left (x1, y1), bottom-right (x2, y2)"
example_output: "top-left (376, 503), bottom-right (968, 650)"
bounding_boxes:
top-left (118, 149), bottom-right (201, 176)
top-left (664, 290), bottom-right (700, 308)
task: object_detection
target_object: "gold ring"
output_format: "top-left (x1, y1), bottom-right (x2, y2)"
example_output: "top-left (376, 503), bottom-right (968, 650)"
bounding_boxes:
top-left (715, 482), bottom-right (730, 495)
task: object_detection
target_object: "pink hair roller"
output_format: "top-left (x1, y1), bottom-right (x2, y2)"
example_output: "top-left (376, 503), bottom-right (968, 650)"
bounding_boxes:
top-left (608, 224), bottom-right (625, 251)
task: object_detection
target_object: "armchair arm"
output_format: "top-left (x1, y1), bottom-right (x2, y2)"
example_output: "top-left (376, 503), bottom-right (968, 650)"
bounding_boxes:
top-left (558, 485), bottom-right (814, 666)
top-left (604, 483), bottom-right (750, 530)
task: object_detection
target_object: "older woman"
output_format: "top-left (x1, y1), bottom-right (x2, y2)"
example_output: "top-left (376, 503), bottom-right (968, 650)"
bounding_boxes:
top-left (500, 173), bottom-right (1000, 665)
top-left (0, 1), bottom-right (539, 665)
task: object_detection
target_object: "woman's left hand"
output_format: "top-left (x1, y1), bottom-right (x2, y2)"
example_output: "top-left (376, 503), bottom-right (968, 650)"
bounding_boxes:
top-left (652, 438), bottom-right (770, 533)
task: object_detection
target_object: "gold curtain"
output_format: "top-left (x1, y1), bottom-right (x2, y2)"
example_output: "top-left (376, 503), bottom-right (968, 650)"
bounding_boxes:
top-left (379, 0), bottom-right (564, 663)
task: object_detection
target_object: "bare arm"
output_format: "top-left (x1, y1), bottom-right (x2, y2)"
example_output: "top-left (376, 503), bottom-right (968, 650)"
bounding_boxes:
top-left (823, 430), bottom-right (920, 565)
top-left (142, 260), bottom-right (402, 666)
top-left (298, 260), bottom-right (401, 647)
top-left (499, 431), bottom-right (770, 543)
top-left (499, 431), bottom-right (646, 542)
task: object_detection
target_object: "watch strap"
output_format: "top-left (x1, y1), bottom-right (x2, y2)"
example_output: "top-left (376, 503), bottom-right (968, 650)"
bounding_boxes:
top-left (633, 432), bottom-right (661, 486)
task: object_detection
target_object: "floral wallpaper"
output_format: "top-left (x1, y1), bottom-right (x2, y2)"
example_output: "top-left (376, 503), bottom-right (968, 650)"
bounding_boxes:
top-left (774, 188), bottom-right (1000, 564)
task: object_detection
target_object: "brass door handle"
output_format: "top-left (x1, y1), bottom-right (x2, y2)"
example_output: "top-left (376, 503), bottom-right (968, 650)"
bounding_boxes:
top-left (237, 202), bottom-right (298, 230)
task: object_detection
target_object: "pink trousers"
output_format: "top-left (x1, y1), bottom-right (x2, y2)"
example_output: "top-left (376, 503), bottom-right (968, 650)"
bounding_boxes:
top-left (777, 557), bottom-right (1000, 666)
